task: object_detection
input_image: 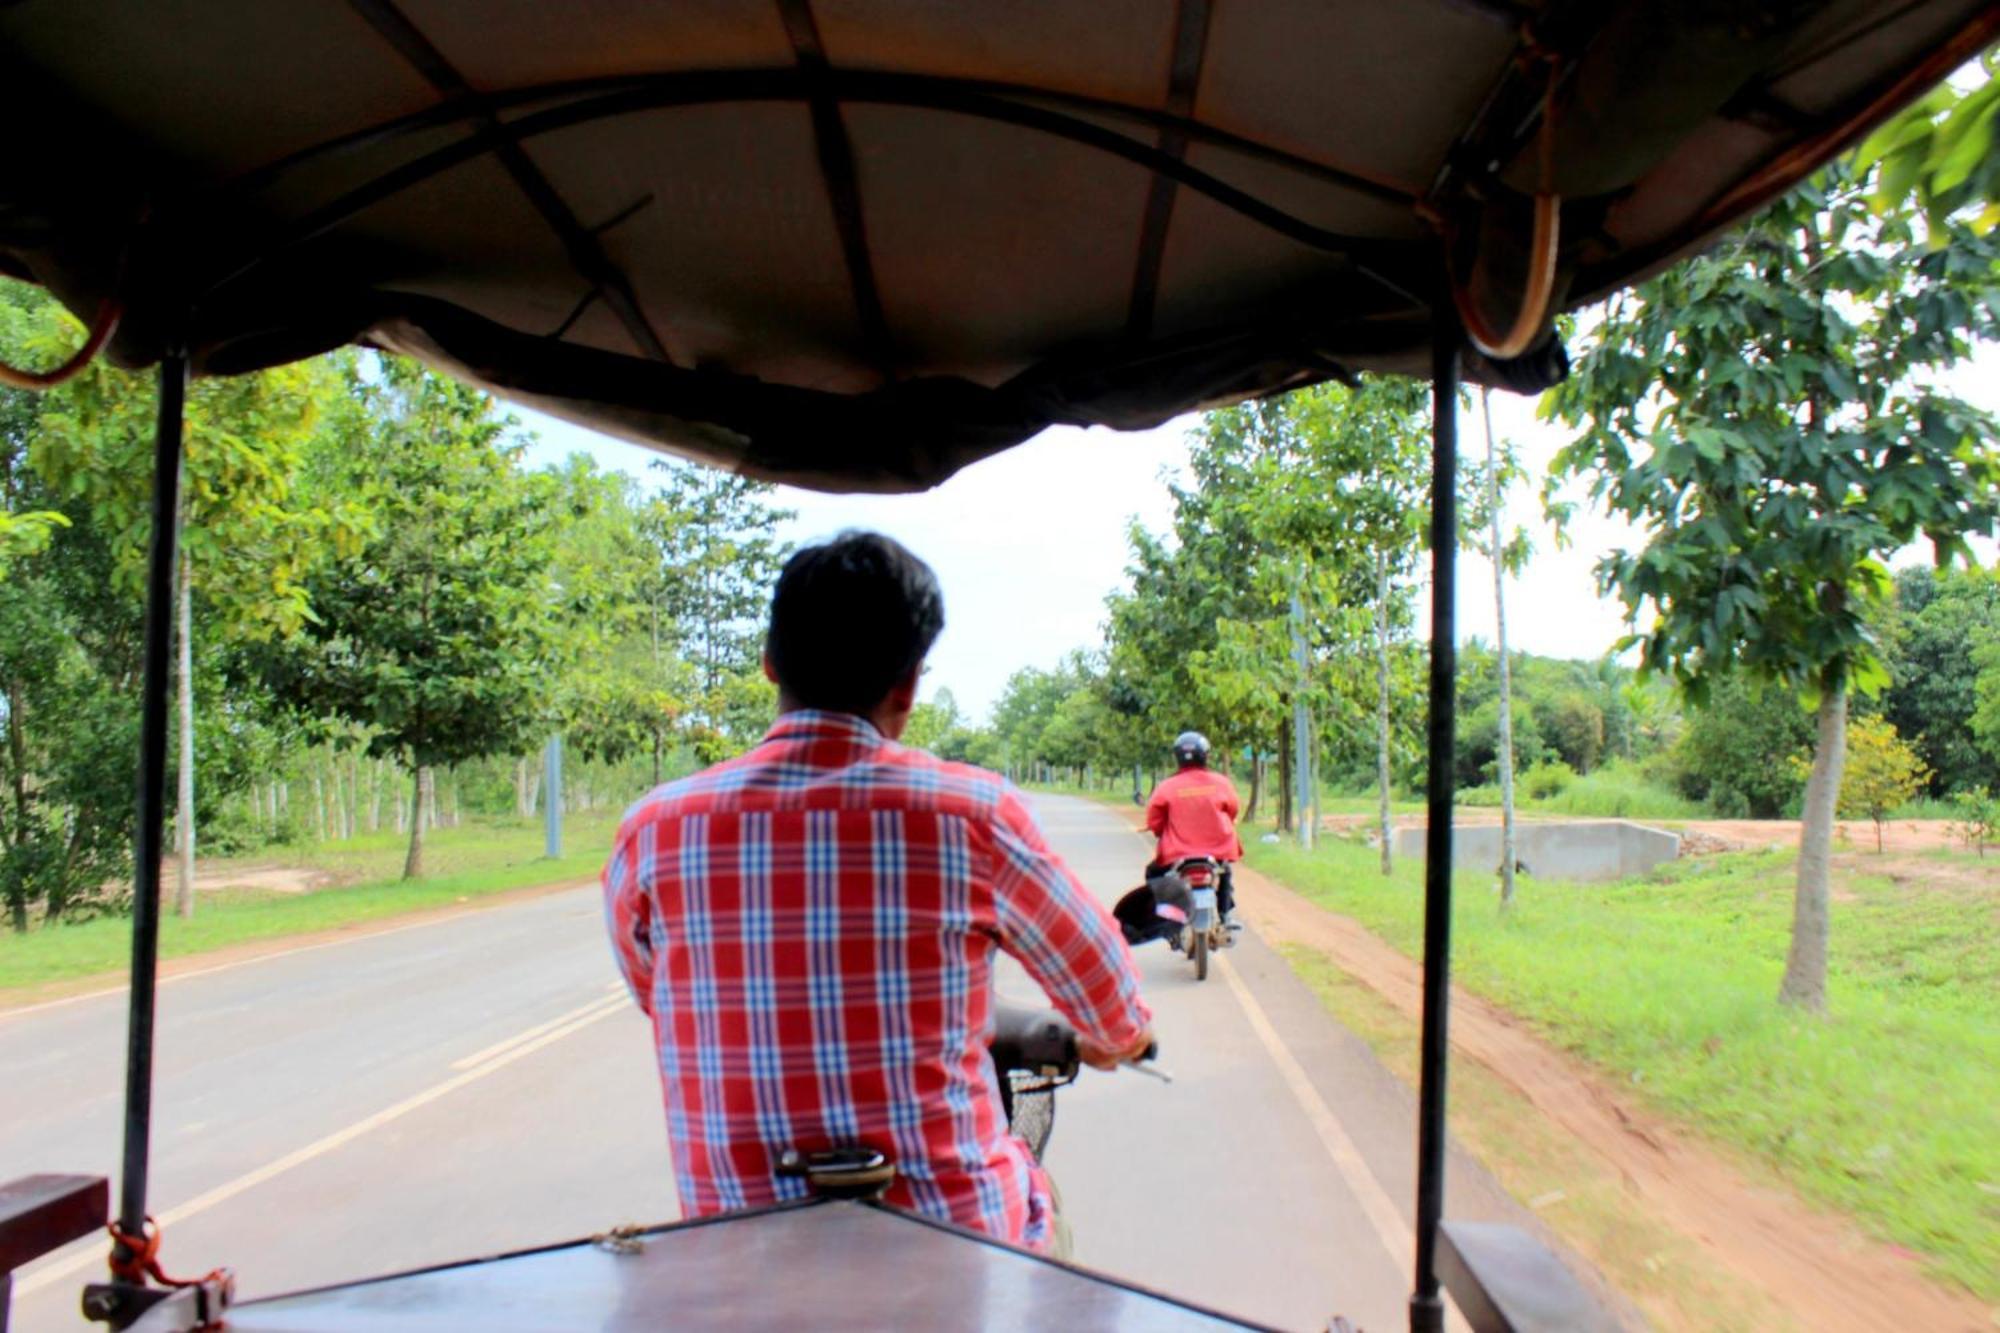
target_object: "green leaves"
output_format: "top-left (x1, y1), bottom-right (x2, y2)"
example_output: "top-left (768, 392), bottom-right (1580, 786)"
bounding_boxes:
top-left (253, 357), bottom-right (564, 772)
top-left (1546, 163), bottom-right (2000, 706)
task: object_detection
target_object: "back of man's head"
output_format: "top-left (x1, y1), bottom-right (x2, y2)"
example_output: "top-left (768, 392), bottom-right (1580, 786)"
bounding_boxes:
top-left (766, 531), bottom-right (944, 715)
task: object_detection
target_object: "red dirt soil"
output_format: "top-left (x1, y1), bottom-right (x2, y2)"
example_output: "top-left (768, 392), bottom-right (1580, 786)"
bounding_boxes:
top-left (1234, 862), bottom-right (1993, 1333)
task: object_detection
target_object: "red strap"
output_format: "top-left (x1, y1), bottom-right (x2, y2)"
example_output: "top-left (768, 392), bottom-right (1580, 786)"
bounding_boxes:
top-left (106, 1217), bottom-right (225, 1289)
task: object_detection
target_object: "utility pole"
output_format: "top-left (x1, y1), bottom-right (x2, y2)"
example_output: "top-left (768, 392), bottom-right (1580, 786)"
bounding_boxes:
top-left (1289, 586), bottom-right (1315, 851)
top-left (543, 734), bottom-right (563, 859)
top-left (1483, 387), bottom-right (1518, 906)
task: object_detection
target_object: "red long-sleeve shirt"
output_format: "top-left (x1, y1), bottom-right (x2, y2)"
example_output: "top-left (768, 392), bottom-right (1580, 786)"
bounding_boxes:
top-left (1145, 767), bottom-right (1244, 863)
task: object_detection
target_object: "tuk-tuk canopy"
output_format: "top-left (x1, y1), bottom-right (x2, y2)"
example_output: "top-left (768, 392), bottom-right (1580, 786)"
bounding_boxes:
top-left (2, 1), bottom-right (1992, 491)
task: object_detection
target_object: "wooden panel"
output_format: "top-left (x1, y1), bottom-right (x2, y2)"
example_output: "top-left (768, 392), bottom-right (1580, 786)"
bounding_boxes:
top-left (1438, 1219), bottom-right (1603, 1333)
top-left (0, 1174), bottom-right (107, 1275)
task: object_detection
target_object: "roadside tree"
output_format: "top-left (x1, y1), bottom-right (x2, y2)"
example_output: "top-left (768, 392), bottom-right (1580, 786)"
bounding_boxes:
top-left (1880, 566), bottom-right (2000, 795)
top-left (254, 359), bottom-right (562, 878)
top-left (642, 461), bottom-right (793, 762)
top-left (1548, 167), bottom-right (2000, 1011)
top-left (1831, 715), bottom-right (1930, 852)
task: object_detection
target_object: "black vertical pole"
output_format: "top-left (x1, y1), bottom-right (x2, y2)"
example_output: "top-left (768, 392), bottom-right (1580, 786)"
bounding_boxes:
top-left (1410, 313), bottom-right (1460, 1333)
top-left (117, 350), bottom-right (188, 1255)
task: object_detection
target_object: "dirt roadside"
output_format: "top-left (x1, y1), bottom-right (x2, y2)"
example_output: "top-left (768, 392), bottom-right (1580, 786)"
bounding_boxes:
top-left (0, 876), bottom-right (599, 1014)
top-left (1234, 862), bottom-right (1993, 1333)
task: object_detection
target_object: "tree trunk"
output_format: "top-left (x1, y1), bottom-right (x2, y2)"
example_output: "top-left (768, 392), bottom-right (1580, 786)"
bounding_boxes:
top-left (1374, 552), bottom-right (1395, 875)
top-left (515, 757), bottom-right (531, 818)
top-left (330, 758), bottom-right (346, 843)
top-left (1484, 388), bottom-right (1517, 906)
top-left (394, 766), bottom-right (408, 833)
top-left (174, 548), bottom-right (196, 919)
top-left (312, 766), bottom-right (326, 841)
top-left (1276, 711), bottom-right (1293, 834)
top-left (446, 774), bottom-right (460, 828)
top-left (1246, 753), bottom-right (1262, 821)
top-left (403, 766), bottom-right (431, 879)
top-left (346, 754), bottom-right (360, 838)
top-left (369, 759), bottom-right (383, 833)
top-left (4, 676), bottom-right (29, 931)
top-left (1780, 686), bottom-right (1847, 1012)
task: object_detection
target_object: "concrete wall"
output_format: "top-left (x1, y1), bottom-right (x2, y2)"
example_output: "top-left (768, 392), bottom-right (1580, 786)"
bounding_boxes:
top-left (1390, 820), bottom-right (1681, 883)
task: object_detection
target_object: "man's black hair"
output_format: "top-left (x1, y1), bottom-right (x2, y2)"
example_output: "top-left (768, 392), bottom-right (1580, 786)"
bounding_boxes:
top-left (766, 531), bottom-right (944, 715)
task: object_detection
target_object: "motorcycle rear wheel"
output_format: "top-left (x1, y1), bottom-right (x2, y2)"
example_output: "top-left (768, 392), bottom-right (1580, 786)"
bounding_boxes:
top-left (1193, 930), bottom-right (1209, 981)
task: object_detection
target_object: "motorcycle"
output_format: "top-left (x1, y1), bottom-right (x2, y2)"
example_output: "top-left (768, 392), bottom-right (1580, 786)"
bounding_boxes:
top-left (1167, 857), bottom-right (1230, 981)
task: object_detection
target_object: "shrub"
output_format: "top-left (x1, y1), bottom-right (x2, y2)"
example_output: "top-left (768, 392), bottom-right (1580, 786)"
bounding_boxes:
top-left (1949, 786), bottom-right (1999, 856)
top-left (1520, 760), bottom-right (1575, 800)
top-left (1674, 676), bottom-right (1812, 817)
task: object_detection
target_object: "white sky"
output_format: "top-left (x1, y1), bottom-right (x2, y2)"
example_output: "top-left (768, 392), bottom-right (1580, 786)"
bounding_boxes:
top-left (518, 341), bottom-right (1999, 721)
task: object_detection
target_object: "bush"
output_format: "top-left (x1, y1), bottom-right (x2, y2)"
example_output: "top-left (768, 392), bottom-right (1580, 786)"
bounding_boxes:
top-left (1950, 786), bottom-right (1999, 856)
top-left (1540, 759), bottom-right (1708, 820)
top-left (1520, 760), bottom-right (1575, 800)
top-left (1675, 676), bottom-right (1812, 817)
top-left (1544, 694), bottom-right (1605, 773)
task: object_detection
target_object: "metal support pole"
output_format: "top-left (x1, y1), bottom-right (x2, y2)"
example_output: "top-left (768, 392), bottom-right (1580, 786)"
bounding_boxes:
top-left (1289, 587), bottom-right (1314, 850)
top-left (118, 351), bottom-right (188, 1258)
top-left (1410, 315), bottom-right (1461, 1332)
top-left (543, 734), bottom-right (563, 859)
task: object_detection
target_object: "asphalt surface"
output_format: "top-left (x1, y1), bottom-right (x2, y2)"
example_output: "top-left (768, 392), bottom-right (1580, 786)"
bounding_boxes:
top-left (2, 796), bottom-right (1539, 1332)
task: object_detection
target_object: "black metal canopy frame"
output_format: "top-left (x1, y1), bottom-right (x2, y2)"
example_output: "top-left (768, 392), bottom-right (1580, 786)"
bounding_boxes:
top-left (52, 291), bottom-right (1502, 1333)
top-left (4, 2), bottom-right (1994, 1329)
top-left (78, 251), bottom-right (1486, 1333)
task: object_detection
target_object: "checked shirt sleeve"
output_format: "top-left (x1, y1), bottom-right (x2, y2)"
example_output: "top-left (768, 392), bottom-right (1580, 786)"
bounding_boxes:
top-left (602, 822), bottom-right (657, 1017)
top-left (987, 787), bottom-right (1152, 1051)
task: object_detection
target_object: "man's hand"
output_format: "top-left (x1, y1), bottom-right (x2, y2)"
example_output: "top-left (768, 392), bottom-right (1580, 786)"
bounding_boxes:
top-left (1078, 1027), bottom-right (1155, 1072)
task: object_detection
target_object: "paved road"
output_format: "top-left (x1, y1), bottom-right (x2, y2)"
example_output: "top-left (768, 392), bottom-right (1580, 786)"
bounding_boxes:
top-left (3, 796), bottom-right (1537, 1331)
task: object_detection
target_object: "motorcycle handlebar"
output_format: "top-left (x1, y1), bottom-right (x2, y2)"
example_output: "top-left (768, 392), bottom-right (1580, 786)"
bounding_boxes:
top-left (990, 1003), bottom-right (1079, 1077)
top-left (990, 1003), bottom-right (1163, 1078)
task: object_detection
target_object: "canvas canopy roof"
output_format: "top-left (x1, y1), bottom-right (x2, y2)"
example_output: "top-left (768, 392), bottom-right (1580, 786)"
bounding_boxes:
top-left (2, 1), bottom-right (1994, 492)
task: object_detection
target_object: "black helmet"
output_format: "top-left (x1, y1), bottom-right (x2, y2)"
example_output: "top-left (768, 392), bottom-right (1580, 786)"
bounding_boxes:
top-left (1172, 731), bottom-right (1210, 766)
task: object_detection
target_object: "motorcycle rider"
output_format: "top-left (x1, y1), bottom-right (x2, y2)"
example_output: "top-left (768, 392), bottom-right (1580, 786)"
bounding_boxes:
top-left (604, 531), bottom-right (1152, 1260)
top-left (1144, 731), bottom-right (1243, 923)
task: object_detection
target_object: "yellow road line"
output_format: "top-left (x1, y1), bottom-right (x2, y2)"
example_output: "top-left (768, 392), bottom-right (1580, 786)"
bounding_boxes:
top-left (450, 991), bottom-right (627, 1070)
top-left (12, 999), bottom-right (630, 1298)
top-left (1217, 952), bottom-right (1469, 1333)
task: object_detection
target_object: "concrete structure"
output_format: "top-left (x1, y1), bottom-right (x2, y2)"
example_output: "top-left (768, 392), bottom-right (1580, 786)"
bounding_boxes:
top-left (1391, 820), bottom-right (1681, 883)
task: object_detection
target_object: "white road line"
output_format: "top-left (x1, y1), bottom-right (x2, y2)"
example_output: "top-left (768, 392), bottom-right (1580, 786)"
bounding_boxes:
top-left (1217, 952), bottom-right (1469, 1333)
top-left (11, 999), bottom-right (629, 1298)
top-left (450, 992), bottom-right (628, 1069)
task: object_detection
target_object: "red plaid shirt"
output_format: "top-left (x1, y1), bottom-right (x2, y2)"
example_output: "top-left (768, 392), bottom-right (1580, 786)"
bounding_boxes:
top-left (603, 709), bottom-right (1151, 1249)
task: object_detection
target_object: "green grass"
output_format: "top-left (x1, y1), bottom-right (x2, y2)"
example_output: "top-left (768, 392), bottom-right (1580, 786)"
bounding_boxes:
top-left (0, 812), bottom-right (621, 995)
top-left (1246, 833), bottom-right (2000, 1300)
top-left (1454, 760), bottom-right (1707, 821)
top-left (1310, 792), bottom-right (1430, 816)
top-left (1534, 765), bottom-right (1708, 819)
top-left (1280, 941), bottom-right (1789, 1331)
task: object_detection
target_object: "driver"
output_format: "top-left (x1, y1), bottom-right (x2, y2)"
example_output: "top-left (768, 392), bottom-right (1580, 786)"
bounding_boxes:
top-left (603, 530), bottom-right (1154, 1257)
top-left (1143, 732), bottom-right (1243, 922)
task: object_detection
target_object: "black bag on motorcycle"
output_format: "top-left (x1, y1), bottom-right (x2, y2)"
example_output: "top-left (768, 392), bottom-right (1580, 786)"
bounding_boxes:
top-left (1113, 873), bottom-right (1193, 947)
